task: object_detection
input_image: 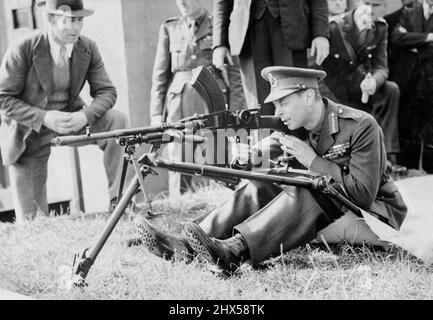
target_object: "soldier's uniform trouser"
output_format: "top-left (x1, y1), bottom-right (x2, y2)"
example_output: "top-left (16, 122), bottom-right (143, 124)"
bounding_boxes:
top-left (195, 180), bottom-right (333, 265)
top-left (366, 81), bottom-right (400, 154)
top-left (239, 9), bottom-right (308, 115)
top-left (165, 77), bottom-right (210, 196)
top-left (8, 109), bottom-right (128, 223)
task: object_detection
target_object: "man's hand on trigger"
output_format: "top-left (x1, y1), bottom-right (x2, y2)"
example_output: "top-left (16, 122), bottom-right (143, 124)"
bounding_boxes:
top-left (279, 135), bottom-right (317, 169)
top-left (212, 46), bottom-right (233, 70)
top-left (311, 36), bottom-right (330, 66)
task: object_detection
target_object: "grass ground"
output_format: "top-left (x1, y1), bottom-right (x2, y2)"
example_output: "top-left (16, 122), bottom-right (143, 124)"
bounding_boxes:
top-left (0, 182), bottom-right (432, 300)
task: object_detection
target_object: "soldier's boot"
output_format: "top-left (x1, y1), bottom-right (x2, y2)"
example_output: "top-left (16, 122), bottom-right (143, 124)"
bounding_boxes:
top-left (183, 222), bottom-right (249, 274)
top-left (134, 217), bottom-right (196, 263)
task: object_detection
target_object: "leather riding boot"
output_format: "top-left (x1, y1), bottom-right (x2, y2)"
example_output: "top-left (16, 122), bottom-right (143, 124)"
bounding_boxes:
top-left (183, 222), bottom-right (249, 273)
top-left (134, 217), bottom-right (195, 262)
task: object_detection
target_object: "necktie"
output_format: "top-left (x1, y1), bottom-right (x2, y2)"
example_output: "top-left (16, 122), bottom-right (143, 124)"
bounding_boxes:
top-left (358, 29), bottom-right (368, 47)
top-left (189, 21), bottom-right (197, 35)
top-left (309, 132), bottom-right (319, 150)
top-left (57, 45), bottom-right (68, 67)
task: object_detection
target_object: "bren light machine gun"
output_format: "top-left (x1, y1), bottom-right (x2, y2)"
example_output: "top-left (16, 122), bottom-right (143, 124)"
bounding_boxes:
top-left (55, 66), bottom-right (369, 288)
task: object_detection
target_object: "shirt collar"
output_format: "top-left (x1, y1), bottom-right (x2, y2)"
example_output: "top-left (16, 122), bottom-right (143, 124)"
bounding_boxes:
top-left (48, 30), bottom-right (74, 61)
top-left (423, 0), bottom-right (433, 20)
top-left (353, 7), bottom-right (373, 33)
top-left (186, 9), bottom-right (207, 29)
top-left (310, 103), bottom-right (326, 137)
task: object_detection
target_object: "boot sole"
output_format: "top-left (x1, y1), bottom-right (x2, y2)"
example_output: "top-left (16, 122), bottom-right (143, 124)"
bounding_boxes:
top-left (136, 221), bottom-right (160, 255)
top-left (136, 218), bottom-right (195, 262)
top-left (183, 223), bottom-right (231, 271)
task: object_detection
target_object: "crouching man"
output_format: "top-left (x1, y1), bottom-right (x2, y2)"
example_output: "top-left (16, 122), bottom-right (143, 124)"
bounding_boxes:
top-left (0, 0), bottom-right (129, 222)
top-left (136, 67), bottom-right (407, 273)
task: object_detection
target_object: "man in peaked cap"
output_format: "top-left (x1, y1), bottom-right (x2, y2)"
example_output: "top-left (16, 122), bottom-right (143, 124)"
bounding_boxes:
top-left (136, 66), bottom-right (407, 273)
top-left (0, 0), bottom-right (131, 222)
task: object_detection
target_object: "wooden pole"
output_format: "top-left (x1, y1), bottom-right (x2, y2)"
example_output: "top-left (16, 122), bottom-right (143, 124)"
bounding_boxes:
top-left (69, 147), bottom-right (85, 214)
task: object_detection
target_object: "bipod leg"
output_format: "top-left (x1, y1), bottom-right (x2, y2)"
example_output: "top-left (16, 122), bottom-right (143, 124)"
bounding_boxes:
top-left (69, 175), bottom-right (140, 287)
top-left (116, 155), bottom-right (130, 203)
top-left (130, 155), bottom-right (159, 217)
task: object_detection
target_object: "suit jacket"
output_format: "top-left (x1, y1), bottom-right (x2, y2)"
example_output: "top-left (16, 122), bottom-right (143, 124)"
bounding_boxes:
top-left (390, 3), bottom-right (433, 92)
top-left (321, 10), bottom-right (389, 105)
top-left (213, 0), bottom-right (330, 56)
top-left (0, 31), bottom-right (117, 165)
top-left (260, 99), bottom-right (407, 230)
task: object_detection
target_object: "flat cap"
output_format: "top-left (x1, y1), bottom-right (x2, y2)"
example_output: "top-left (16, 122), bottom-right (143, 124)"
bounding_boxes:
top-left (261, 67), bottom-right (326, 103)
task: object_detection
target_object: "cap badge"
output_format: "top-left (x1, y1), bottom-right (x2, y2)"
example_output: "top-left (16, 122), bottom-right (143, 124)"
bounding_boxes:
top-left (268, 73), bottom-right (278, 88)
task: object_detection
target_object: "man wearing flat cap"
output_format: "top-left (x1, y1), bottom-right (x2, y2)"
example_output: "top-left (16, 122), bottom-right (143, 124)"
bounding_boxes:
top-left (135, 66), bottom-right (407, 273)
top-left (0, 0), bottom-right (130, 222)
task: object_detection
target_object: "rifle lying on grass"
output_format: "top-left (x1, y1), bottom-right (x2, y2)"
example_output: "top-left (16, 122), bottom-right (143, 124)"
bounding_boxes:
top-left (55, 66), bottom-right (365, 288)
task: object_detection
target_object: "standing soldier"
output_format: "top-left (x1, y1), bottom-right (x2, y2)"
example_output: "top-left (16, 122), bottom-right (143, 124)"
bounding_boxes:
top-left (149, 0), bottom-right (245, 196)
top-left (320, 0), bottom-right (403, 171)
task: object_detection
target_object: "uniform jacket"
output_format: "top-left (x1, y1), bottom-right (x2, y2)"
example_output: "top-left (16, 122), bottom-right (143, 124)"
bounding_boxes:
top-left (390, 3), bottom-right (433, 92)
top-left (261, 99), bottom-right (407, 230)
top-left (149, 12), bottom-right (214, 120)
top-left (213, 0), bottom-right (330, 56)
top-left (321, 10), bottom-right (389, 104)
top-left (0, 31), bottom-right (117, 165)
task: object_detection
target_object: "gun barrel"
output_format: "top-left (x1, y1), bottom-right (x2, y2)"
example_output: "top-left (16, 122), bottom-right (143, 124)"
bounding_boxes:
top-left (53, 121), bottom-right (193, 146)
top-left (154, 158), bottom-right (317, 189)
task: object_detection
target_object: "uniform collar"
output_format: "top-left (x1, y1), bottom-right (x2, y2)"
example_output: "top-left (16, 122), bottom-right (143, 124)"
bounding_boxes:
top-left (352, 8), bottom-right (374, 33)
top-left (186, 9), bottom-right (207, 30)
top-left (48, 29), bottom-right (74, 62)
top-left (315, 99), bottom-right (341, 156)
top-left (309, 104), bottom-right (326, 137)
top-left (344, 9), bottom-right (377, 34)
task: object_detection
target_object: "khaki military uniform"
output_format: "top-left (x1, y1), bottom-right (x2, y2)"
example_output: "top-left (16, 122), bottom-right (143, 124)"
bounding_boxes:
top-left (149, 10), bottom-right (245, 194)
top-left (196, 99), bottom-right (407, 265)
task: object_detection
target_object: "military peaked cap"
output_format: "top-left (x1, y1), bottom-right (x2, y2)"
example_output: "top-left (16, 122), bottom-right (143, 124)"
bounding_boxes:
top-left (261, 66), bottom-right (326, 103)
